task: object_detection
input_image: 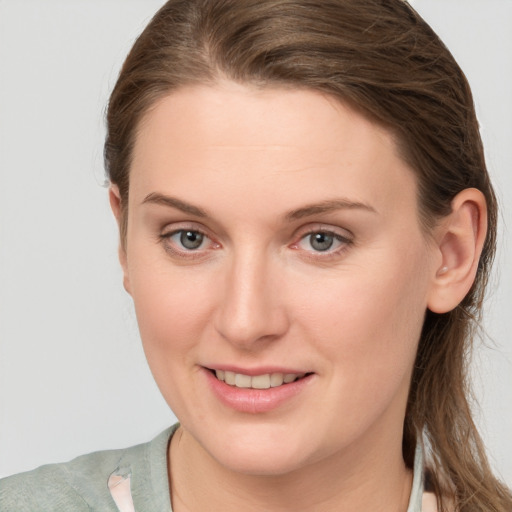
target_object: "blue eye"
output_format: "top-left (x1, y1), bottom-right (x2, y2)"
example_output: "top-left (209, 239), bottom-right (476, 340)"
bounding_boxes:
top-left (308, 232), bottom-right (336, 252)
top-left (169, 230), bottom-right (206, 250)
top-left (297, 230), bottom-right (350, 253)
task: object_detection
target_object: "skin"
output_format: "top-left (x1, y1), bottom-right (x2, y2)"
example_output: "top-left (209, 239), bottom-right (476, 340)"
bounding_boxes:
top-left (110, 81), bottom-right (486, 512)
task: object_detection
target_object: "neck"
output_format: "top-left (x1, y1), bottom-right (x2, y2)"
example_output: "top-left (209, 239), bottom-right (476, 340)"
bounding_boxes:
top-left (168, 426), bottom-right (414, 512)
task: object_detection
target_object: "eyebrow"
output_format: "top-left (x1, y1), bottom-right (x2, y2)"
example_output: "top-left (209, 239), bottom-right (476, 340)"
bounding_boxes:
top-left (142, 192), bottom-right (208, 217)
top-left (142, 192), bottom-right (376, 221)
top-left (285, 199), bottom-right (377, 221)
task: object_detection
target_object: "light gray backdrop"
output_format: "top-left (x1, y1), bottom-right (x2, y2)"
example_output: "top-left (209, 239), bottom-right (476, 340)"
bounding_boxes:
top-left (0, 0), bottom-right (511, 483)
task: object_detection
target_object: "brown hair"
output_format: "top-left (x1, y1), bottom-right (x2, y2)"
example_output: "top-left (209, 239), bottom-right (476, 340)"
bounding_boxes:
top-left (104, 1), bottom-right (511, 510)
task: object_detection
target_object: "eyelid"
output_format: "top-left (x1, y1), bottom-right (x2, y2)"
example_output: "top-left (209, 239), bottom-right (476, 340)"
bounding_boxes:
top-left (160, 222), bottom-right (208, 238)
top-left (292, 223), bottom-right (354, 243)
top-left (159, 216), bottom-right (217, 235)
top-left (159, 222), bottom-right (221, 259)
top-left (289, 223), bottom-right (354, 258)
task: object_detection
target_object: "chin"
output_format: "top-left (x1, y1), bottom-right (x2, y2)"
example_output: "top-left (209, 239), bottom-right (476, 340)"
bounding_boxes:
top-left (215, 446), bottom-right (308, 477)
top-left (197, 422), bottom-right (317, 476)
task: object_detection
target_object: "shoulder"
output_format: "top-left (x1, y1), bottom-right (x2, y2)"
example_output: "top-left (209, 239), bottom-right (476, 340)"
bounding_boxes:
top-left (0, 447), bottom-right (126, 511)
top-left (0, 426), bottom-right (176, 512)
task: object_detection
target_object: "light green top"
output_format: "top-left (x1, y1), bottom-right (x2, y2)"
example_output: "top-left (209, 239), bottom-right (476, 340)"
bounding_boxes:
top-left (0, 423), bottom-right (429, 511)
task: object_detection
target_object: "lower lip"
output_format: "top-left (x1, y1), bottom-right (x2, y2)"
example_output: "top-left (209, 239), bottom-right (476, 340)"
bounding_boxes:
top-left (204, 369), bottom-right (314, 414)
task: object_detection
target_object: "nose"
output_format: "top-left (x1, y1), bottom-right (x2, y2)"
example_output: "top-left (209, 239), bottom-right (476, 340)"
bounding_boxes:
top-left (214, 249), bottom-right (290, 350)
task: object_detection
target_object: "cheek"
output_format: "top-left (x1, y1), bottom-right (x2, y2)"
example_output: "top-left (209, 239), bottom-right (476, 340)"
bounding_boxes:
top-left (127, 254), bottom-right (215, 373)
top-left (128, 267), bottom-right (217, 419)
top-left (295, 246), bottom-right (430, 394)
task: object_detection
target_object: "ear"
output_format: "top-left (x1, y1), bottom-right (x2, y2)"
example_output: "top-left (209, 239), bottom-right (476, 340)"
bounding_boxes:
top-left (427, 188), bottom-right (487, 314)
top-left (108, 185), bottom-right (131, 295)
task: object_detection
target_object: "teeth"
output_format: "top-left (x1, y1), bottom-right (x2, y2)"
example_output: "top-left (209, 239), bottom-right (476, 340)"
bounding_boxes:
top-left (235, 373), bottom-right (252, 388)
top-left (214, 370), bottom-right (305, 389)
top-left (270, 373), bottom-right (284, 387)
top-left (224, 371), bottom-right (236, 385)
top-left (251, 374), bottom-right (271, 389)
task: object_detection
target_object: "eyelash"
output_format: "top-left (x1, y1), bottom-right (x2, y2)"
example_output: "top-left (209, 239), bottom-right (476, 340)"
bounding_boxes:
top-left (159, 227), bottom-right (219, 260)
top-left (291, 228), bottom-right (353, 259)
top-left (158, 226), bottom-right (353, 261)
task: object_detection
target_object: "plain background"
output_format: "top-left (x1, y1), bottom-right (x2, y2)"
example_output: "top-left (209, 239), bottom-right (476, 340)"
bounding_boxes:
top-left (0, 0), bottom-right (511, 484)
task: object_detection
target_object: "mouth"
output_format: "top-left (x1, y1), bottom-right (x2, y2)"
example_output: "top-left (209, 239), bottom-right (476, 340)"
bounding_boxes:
top-left (204, 367), bottom-right (315, 413)
top-left (209, 369), bottom-right (312, 390)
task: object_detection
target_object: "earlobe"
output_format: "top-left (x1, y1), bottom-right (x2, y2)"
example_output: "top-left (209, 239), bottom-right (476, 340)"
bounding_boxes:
top-left (427, 188), bottom-right (487, 314)
top-left (108, 185), bottom-right (132, 295)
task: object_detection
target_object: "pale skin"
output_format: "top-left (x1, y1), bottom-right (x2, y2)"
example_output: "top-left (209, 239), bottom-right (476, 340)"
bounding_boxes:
top-left (110, 81), bottom-right (487, 512)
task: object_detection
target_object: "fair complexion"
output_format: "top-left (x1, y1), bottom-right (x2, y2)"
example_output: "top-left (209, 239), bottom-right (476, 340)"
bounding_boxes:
top-left (110, 82), bottom-right (486, 512)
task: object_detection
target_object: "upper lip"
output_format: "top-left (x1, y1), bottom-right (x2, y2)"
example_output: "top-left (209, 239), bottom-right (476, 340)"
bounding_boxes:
top-left (204, 365), bottom-right (312, 376)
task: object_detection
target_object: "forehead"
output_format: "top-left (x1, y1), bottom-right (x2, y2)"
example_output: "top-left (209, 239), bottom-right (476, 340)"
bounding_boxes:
top-left (135, 81), bottom-right (395, 156)
top-left (130, 82), bottom-right (417, 219)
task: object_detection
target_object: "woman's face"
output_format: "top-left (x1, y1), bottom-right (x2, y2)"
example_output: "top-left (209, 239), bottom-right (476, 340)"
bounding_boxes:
top-left (120, 82), bottom-right (439, 475)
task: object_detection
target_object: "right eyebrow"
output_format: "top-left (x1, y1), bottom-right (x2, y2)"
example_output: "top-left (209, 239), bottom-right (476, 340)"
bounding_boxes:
top-left (141, 192), bottom-right (208, 218)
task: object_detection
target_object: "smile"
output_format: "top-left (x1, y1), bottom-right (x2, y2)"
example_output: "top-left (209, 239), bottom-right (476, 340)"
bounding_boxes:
top-left (205, 367), bottom-right (315, 413)
top-left (214, 370), bottom-right (307, 389)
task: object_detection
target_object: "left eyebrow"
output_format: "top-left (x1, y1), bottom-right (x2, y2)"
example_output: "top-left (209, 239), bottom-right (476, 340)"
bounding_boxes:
top-left (285, 199), bottom-right (377, 221)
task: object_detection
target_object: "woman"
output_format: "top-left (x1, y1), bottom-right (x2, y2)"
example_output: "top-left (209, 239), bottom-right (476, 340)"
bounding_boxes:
top-left (1, 0), bottom-right (511, 511)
